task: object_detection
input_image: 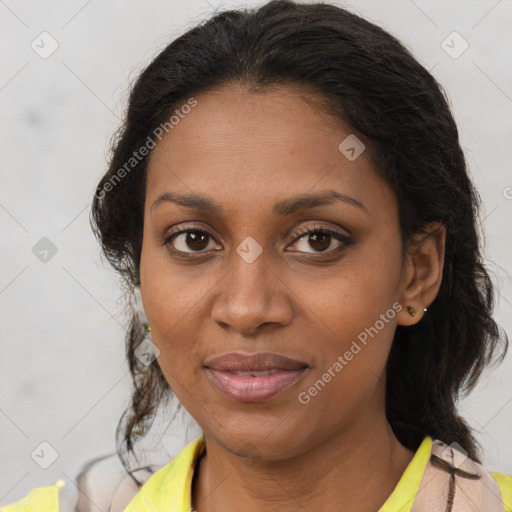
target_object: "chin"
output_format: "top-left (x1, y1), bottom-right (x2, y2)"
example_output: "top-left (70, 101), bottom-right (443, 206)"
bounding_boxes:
top-left (203, 422), bottom-right (311, 462)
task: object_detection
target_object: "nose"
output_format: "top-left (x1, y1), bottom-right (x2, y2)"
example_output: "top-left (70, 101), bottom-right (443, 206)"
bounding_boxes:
top-left (210, 244), bottom-right (293, 334)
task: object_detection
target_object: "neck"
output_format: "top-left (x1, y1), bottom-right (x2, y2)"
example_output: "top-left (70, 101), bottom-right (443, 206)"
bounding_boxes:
top-left (192, 413), bottom-right (416, 512)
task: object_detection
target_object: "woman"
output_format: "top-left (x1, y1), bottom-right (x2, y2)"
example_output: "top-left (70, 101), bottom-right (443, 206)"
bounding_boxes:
top-left (3, 0), bottom-right (511, 510)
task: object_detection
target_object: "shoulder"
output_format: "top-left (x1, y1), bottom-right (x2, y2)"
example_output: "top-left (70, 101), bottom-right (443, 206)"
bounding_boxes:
top-left (490, 472), bottom-right (512, 511)
top-left (0, 480), bottom-right (65, 512)
top-left (412, 438), bottom-right (512, 512)
top-left (0, 453), bottom-right (159, 512)
top-left (1, 431), bottom-right (205, 512)
top-left (71, 451), bottom-right (159, 511)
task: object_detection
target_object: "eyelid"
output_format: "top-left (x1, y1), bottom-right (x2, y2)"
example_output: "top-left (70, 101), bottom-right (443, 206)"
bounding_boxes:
top-left (164, 222), bottom-right (211, 239)
top-left (290, 223), bottom-right (350, 239)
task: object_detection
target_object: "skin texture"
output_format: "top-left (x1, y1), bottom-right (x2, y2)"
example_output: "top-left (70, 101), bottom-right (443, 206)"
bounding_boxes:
top-left (139, 83), bottom-right (446, 512)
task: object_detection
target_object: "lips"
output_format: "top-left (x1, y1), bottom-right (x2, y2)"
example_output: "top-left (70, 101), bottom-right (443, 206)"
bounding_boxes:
top-left (204, 352), bottom-right (309, 402)
top-left (204, 352), bottom-right (307, 372)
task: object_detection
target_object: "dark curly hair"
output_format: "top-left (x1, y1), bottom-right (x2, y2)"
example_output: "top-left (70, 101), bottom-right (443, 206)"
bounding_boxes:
top-left (89, 0), bottom-right (509, 486)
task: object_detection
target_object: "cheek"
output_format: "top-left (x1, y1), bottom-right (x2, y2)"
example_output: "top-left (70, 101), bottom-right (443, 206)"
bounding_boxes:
top-left (139, 238), bottom-right (201, 373)
top-left (294, 243), bottom-right (401, 392)
top-left (298, 243), bottom-right (401, 344)
top-left (140, 232), bottom-right (204, 330)
top-left (296, 297), bottom-right (397, 425)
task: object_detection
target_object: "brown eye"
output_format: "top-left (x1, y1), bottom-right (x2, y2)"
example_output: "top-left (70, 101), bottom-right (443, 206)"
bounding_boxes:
top-left (306, 232), bottom-right (331, 252)
top-left (165, 230), bottom-right (221, 253)
top-left (182, 231), bottom-right (209, 251)
top-left (288, 227), bottom-right (352, 254)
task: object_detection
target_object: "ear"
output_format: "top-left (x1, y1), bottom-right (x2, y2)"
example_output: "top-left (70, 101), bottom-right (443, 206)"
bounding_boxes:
top-left (396, 221), bottom-right (446, 326)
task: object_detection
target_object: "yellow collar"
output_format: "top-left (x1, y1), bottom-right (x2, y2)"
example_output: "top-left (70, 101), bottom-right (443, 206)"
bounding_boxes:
top-left (125, 435), bottom-right (433, 512)
top-left (380, 436), bottom-right (432, 511)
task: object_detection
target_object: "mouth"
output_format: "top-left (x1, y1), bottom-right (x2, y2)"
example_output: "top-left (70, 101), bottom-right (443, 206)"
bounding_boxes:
top-left (203, 352), bottom-right (309, 403)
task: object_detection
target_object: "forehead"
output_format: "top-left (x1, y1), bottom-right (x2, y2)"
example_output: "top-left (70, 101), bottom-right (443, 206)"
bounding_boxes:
top-left (145, 83), bottom-right (395, 218)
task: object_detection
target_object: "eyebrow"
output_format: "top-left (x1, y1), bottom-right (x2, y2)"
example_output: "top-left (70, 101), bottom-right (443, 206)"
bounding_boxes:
top-left (151, 189), bottom-right (368, 216)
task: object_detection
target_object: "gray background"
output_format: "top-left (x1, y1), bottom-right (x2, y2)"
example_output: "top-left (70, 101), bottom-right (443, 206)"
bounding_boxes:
top-left (1, 0), bottom-right (511, 506)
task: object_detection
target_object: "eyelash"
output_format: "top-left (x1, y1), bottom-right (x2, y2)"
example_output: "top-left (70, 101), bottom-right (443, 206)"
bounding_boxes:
top-left (161, 223), bottom-right (353, 257)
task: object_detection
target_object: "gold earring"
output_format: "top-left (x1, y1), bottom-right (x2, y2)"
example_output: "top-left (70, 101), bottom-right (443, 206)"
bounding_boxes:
top-left (406, 306), bottom-right (428, 317)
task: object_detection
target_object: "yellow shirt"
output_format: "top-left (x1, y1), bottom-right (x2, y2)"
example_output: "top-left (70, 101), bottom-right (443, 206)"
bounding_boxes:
top-left (2, 435), bottom-right (511, 511)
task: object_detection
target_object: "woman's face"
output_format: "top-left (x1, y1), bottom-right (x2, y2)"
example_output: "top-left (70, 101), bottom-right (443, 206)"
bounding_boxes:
top-left (140, 83), bottom-right (422, 459)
